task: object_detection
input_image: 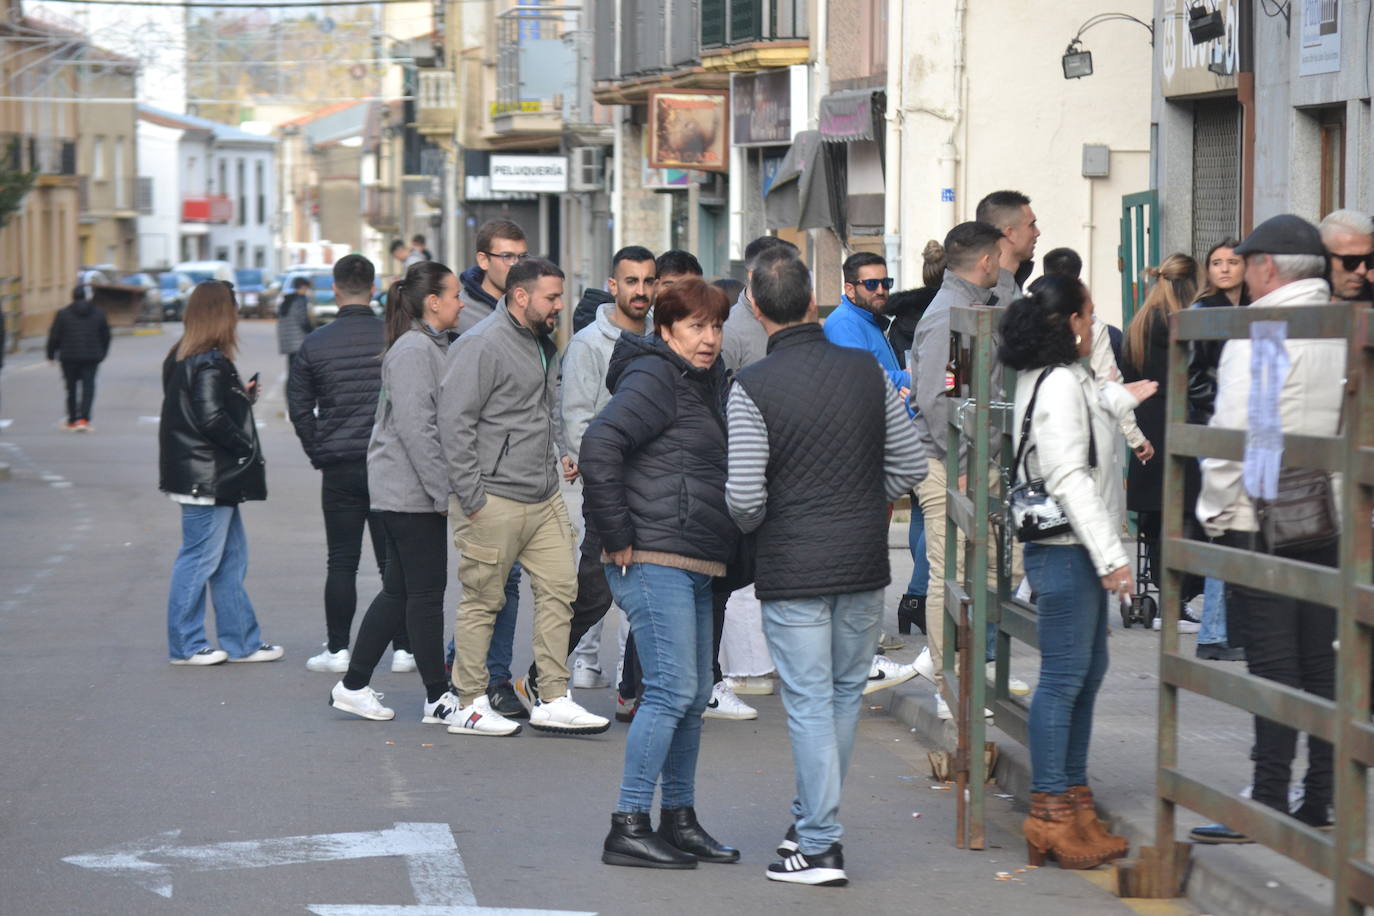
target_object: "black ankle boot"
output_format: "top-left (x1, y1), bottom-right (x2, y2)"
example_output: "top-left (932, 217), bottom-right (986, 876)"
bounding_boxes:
top-left (898, 594), bottom-right (927, 635)
top-left (603, 812), bottom-right (698, 869)
top-left (658, 806), bottom-right (740, 863)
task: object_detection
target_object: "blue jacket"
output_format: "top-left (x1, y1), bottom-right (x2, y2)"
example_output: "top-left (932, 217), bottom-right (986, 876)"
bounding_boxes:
top-left (823, 296), bottom-right (910, 393)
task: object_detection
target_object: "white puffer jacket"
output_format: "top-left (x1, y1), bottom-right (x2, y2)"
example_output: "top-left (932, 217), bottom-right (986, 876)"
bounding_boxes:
top-left (1013, 362), bottom-right (1141, 576)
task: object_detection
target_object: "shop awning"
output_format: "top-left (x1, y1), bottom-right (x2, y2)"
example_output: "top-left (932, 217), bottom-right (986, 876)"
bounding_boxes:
top-left (818, 89), bottom-right (885, 143)
top-left (763, 129), bottom-right (844, 235)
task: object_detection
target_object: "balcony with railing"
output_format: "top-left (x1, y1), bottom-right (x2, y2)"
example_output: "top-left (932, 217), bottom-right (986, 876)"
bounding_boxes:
top-left (362, 185), bottom-right (399, 231)
top-left (415, 69), bottom-right (457, 137)
top-left (1, 133), bottom-right (78, 177)
top-left (79, 177), bottom-right (140, 217)
top-left (700, 0), bottom-right (809, 72)
top-left (491, 5), bottom-right (578, 139)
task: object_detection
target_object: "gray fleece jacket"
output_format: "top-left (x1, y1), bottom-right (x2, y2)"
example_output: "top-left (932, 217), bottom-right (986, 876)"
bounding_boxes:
top-left (912, 269), bottom-right (999, 463)
top-left (721, 288), bottom-right (768, 374)
top-left (559, 303), bottom-right (647, 462)
top-left (367, 321), bottom-right (452, 514)
top-left (439, 302), bottom-right (565, 516)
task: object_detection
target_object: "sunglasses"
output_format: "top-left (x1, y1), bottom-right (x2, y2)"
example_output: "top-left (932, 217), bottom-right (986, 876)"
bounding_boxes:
top-left (1332, 252), bottom-right (1374, 272)
top-left (854, 277), bottom-right (894, 292)
top-left (483, 251), bottom-right (530, 264)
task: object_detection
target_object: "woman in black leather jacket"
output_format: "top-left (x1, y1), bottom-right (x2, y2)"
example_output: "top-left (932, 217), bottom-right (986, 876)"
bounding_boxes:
top-left (159, 281), bottom-right (281, 667)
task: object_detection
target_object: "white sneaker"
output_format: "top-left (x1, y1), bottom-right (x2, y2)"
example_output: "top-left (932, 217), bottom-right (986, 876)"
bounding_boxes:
top-left (421, 691), bottom-right (462, 725)
top-left (391, 649), bottom-right (416, 673)
top-left (330, 681), bottom-right (395, 720)
top-left (572, 658), bottom-right (611, 689)
top-left (864, 655), bottom-right (919, 695)
top-left (913, 646), bottom-right (935, 682)
top-left (447, 694), bottom-right (522, 736)
top-left (704, 680), bottom-right (758, 720)
top-left (170, 647), bottom-right (228, 666)
top-left (528, 691), bottom-right (611, 735)
top-left (306, 646), bottom-right (350, 673)
top-left (986, 661), bottom-right (1031, 697)
top-left (228, 643), bottom-right (284, 663)
top-left (725, 675), bottom-right (776, 696)
top-left (934, 693), bottom-right (992, 720)
top-left (1152, 615), bottom-right (1202, 634)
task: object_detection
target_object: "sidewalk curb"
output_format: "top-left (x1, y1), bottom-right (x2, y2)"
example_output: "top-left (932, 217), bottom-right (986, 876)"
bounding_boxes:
top-left (886, 681), bottom-right (1325, 916)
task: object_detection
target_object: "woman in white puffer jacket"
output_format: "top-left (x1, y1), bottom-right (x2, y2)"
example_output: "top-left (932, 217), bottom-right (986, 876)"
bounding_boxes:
top-left (998, 275), bottom-right (1157, 869)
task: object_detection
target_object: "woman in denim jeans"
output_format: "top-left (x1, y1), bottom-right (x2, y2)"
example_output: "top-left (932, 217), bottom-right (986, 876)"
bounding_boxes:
top-left (999, 277), bottom-right (1157, 868)
top-left (580, 278), bottom-right (738, 870)
top-left (158, 281), bottom-right (281, 666)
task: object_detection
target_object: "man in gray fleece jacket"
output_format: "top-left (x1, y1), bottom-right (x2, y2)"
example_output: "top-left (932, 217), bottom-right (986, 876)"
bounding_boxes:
top-left (438, 257), bottom-right (610, 737)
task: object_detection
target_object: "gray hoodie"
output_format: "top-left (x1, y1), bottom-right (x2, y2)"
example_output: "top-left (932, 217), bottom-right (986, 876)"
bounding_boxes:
top-left (439, 301), bottom-right (565, 516)
top-left (912, 269), bottom-right (998, 463)
top-left (560, 303), bottom-right (646, 462)
top-left (367, 321), bottom-right (452, 514)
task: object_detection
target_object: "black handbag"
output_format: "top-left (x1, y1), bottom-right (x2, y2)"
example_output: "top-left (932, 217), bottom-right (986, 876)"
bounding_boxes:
top-left (1008, 368), bottom-right (1097, 543)
top-left (1255, 468), bottom-right (1338, 552)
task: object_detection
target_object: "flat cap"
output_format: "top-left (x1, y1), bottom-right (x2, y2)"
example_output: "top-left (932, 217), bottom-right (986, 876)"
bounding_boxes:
top-left (1234, 214), bottom-right (1325, 257)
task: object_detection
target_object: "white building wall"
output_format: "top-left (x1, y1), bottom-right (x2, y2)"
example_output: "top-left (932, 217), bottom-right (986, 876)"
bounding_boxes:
top-left (137, 120), bottom-right (183, 268)
top-left (207, 143), bottom-right (277, 271)
top-left (896, 0), bottom-right (1152, 326)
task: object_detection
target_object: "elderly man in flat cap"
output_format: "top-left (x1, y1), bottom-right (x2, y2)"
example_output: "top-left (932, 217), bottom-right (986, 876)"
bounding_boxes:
top-left (1190, 214), bottom-right (1345, 845)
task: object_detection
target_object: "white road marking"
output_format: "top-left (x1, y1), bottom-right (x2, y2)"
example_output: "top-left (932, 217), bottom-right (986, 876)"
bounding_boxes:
top-left (50, 480), bottom-right (73, 488)
top-left (138, 416), bottom-right (160, 424)
top-left (60, 822), bottom-right (593, 913)
top-left (0, 418), bottom-right (12, 428)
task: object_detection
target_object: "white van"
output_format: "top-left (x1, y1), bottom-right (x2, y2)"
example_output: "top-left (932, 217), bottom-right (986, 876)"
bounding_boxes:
top-left (172, 260), bottom-right (237, 287)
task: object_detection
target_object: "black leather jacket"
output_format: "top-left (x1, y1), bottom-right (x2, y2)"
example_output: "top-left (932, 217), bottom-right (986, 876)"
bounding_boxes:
top-left (159, 349), bottom-right (267, 502)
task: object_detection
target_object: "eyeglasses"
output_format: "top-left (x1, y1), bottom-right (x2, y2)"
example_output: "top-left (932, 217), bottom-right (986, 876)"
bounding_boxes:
top-left (854, 277), bottom-right (894, 292)
top-left (483, 251), bottom-right (529, 264)
top-left (1332, 252), bottom-right (1374, 272)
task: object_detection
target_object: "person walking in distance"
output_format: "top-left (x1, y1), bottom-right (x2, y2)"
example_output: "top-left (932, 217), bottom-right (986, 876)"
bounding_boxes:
top-left (556, 246), bottom-right (657, 696)
top-left (159, 281), bottom-right (282, 666)
top-left (277, 276), bottom-right (314, 377)
top-left (288, 254), bottom-right (413, 675)
top-left (327, 261), bottom-right (464, 724)
top-left (975, 190), bottom-right (1041, 303)
top-left (46, 284), bottom-right (110, 431)
top-left (1000, 276), bottom-right (1154, 868)
top-left (726, 250), bottom-right (926, 886)
top-left (411, 233), bottom-right (433, 262)
top-left (581, 278), bottom-right (739, 870)
top-left (439, 257), bottom-right (608, 737)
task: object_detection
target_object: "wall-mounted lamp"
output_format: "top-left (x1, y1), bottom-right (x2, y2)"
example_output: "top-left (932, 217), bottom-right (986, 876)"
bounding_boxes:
top-left (1062, 41), bottom-right (1094, 79)
top-left (1188, 4), bottom-right (1226, 44)
top-left (1060, 12), bottom-right (1154, 80)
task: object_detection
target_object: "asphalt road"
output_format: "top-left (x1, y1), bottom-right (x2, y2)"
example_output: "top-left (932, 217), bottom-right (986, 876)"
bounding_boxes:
top-left (0, 320), bottom-right (1155, 915)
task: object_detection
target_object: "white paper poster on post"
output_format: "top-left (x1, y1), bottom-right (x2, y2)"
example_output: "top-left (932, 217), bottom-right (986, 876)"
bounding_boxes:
top-left (1299, 0), bottom-right (1340, 76)
top-left (490, 155), bottom-right (569, 194)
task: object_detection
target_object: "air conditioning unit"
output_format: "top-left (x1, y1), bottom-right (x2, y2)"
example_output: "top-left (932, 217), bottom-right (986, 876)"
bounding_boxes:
top-left (570, 146), bottom-right (605, 192)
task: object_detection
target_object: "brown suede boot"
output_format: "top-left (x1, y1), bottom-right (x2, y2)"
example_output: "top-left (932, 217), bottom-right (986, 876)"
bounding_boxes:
top-left (1023, 792), bottom-right (1113, 869)
top-left (1066, 785), bottom-right (1128, 860)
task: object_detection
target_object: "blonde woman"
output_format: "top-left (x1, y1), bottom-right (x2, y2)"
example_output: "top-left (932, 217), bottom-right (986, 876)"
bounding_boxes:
top-left (159, 281), bottom-right (281, 666)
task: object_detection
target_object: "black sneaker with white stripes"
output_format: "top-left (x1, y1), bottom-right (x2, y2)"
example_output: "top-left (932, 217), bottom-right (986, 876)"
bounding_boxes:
top-left (775, 823), bottom-right (799, 857)
top-left (766, 842), bottom-right (847, 886)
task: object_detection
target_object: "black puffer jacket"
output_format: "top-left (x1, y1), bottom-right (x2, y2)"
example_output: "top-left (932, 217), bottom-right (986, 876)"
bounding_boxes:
top-left (159, 348), bottom-right (266, 502)
top-left (580, 333), bottom-right (737, 564)
top-left (46, 299), bottom-right (111, 363)
top-left (287, 304), bottom-right (383, 468)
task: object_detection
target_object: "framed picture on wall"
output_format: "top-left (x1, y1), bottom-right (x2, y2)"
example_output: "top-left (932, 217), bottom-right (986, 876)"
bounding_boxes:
top-left (647, 89), bottom-right (730, 173)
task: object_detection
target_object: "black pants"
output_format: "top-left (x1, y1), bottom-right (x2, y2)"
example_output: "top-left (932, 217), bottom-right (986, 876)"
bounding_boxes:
top-left (61, 359), bottom-right (98, 423)
top-left (618, 585), bottom-right (726, 700)
top-left (321, 461), bottom-right (406, 654)
top-left (1219, 530), bottom-right (1337, 815)
top-left (343, 511), bottom-right (448, 701)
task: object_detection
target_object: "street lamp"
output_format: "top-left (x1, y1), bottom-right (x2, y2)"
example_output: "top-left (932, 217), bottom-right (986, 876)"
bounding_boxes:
top-left (1060, 12), bottom-right (1154, 80)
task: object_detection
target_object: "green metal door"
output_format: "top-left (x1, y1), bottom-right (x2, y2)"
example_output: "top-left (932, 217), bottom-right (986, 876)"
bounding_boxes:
top-left (1119, 190), bottom-right (1159, 329)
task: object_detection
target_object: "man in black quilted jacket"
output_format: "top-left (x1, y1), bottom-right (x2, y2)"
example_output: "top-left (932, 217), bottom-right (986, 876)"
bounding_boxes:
top-left (46, 285), bottom-right (111, 430)
top-left (288, 254), bottom-right (411, 675)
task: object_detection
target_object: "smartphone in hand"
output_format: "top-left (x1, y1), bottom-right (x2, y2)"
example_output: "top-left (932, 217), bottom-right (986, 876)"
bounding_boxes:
top-left (247, 371), bottom-right (261, 403)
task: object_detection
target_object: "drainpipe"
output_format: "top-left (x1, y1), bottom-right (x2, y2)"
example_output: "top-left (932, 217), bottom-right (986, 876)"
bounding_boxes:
top-left (940, 0), bottom-right (967, 230)
top-left (882, 0), bottom-right (903, 285)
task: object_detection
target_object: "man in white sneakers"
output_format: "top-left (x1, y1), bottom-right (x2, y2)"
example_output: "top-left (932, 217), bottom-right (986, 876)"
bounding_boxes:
top-left (438, 257), bottom-right (609, 737)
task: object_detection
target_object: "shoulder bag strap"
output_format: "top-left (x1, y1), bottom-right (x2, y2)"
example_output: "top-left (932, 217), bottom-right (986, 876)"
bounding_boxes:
top-left (1012, 367), bottom-right (1055, 485)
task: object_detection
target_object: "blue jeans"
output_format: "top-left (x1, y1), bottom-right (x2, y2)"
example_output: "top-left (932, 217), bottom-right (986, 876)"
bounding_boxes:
top-left (447, 564), bottom-right (521, 687)
top-left (1198, 576), bottom-right (1229, 645)
top-left (905, 504), bottom-right (929, 596)
top-left (762, 589), bottom-right (883, 854)
top-left (166, 504), bottom-right (264, 660)
top-left (1024, 543), bottom-right (1108, 794)
top-left (606, 563), bottom-right (714, 812)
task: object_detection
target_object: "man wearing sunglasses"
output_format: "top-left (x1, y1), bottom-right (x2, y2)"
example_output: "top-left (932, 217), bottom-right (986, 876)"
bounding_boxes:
top-left (823, 252), bottom-right (908, 396)
top-left (1318, 210), bottom-right (1373, 303)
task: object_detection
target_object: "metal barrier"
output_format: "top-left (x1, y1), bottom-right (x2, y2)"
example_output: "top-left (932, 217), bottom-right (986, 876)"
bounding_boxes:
top-left (1119, 302), bottom-right (1374, 913)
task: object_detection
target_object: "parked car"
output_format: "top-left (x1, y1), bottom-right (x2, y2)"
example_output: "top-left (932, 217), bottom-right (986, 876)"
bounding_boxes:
top-left (158, 271), bottom-right (193, 321)
top-left (234, 268), bottom-right (272, 318)
top-left (121, 272), bottom-right (161, 322)
top-left (276, 266), bottom-right (338, 325)
top-left (171, 260), bottom-right (236, 288)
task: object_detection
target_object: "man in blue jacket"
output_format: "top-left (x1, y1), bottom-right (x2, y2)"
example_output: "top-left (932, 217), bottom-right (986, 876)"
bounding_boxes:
top-left (822, 252), bottom-right (907, 398)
